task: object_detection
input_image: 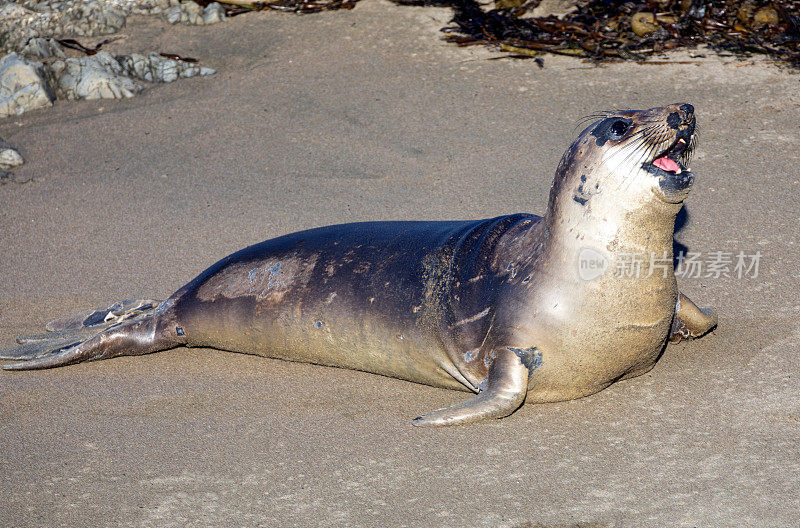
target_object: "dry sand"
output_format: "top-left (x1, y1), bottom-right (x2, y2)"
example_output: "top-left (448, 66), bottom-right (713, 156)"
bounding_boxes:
top-left (1, 1), bottom-right (799, 525)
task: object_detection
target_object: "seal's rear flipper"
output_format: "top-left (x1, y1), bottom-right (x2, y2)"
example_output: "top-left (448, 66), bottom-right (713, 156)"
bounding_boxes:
top-left (1, 334), bottom-right (86, 361)
top-left (41, 299), bottom-right (162, 334)
top-left (411, 348), bottom-right (529, 427)
top-left (1, 300), bottom-right (173, 371)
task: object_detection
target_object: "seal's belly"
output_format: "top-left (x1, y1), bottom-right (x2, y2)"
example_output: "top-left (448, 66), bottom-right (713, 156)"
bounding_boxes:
top-left (187, 294), bottom-right (464, 390)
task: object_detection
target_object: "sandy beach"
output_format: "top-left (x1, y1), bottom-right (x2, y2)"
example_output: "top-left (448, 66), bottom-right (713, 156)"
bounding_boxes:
top-left (1, 1), bottom-right (799, 525)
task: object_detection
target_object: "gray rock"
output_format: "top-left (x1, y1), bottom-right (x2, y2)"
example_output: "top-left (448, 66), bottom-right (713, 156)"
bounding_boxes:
top-left (101, 8), bottom-right (126, 30)
top-left (1, 0), bottom-right (227, 55)
top-left (0, 0), bottom-right (131, 55)
top-left (41, 51), bottom-right (214, 101)
top-left (0, 52), bottom-right (54, 117)
top-left (0, 2), bottom-right (35, 18)
top-left (20, 37), bottom-right (67, 60)
top-left (0, 2), bottom-right (218, 118)
top-left (164, 0), bottom-right (225, 26)
top-left (202, 2), bottom-right (225, 25)
top-left (184, 0), bottom-right (202, 15)
top-left (47, 52), bottom-right (140, 100)
top-left (116, 52), bottom-right (215, 83)
top-left (0, 136), bottom-right (27, 182)
top-left (165, 4), bottom-right (182, 24)
top-left (0, 147), bottom-right (24, 170)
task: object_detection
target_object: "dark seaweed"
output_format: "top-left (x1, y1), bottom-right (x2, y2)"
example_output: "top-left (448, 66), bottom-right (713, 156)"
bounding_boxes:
top-left (428, 0), bottom-right (800, 67)
top-left (56, 37), bottom-right (121, 56)
top-left (211, 0), bottom-right (800, 67)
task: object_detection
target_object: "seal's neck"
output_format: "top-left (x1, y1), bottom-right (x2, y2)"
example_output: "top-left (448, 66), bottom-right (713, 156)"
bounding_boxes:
top-left (540, 164), bottom-right (683, 275)
top-left (545, 193), bottom-right (679, 253)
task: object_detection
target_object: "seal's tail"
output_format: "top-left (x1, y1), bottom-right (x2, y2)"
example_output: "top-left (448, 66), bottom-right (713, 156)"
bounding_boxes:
top-left (1, 299), bottom-right (166, 370)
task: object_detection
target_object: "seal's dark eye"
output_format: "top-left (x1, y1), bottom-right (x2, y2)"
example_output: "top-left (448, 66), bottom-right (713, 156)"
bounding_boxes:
top-left (590, 116), bottom-right (634, 146)
top-left (610, 120), bottom-right (629, 137)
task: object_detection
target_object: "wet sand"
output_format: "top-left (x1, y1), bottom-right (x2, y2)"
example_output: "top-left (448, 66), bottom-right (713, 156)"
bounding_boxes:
top-left (1, 1), bottom-right (798, 525)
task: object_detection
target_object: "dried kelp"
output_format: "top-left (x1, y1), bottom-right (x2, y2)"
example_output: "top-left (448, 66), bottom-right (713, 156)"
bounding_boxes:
top-left (263, 0), bottom-right (359, 14)
top-left (211, 0), bottom-right (800, 67)
top-left (408, 0), bottom-right (800, 67)
top-left (209, 0), bottom-right (359, 15)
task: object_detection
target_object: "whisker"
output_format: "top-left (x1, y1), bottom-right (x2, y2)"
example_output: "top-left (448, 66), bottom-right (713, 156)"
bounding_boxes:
top-left (609, 124), bottom-right (662, 167)
top-left (683, 133), bottom-right (698, 166)
top-left (616, 125), bottom-right (669, 192)
top-left (607, 141), bottom-right (647, 191)
top-left (573, 113), bottom-right (611, 134)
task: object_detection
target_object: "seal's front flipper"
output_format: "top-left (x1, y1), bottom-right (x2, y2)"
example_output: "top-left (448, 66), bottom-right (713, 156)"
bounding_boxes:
top-left (412, 348), bottom-right (529, 427)
top-left (669, 292), bottom-right (718, 342)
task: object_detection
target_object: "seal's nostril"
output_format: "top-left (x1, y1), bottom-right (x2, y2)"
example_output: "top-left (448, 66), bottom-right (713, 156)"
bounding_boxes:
top-left (667, 112), bottom-right (681, 129)
top-left (680, 103), bottom-right (694, 117)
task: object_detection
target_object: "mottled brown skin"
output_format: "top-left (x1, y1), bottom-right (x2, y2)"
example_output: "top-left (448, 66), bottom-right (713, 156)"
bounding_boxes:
top-left (1, 104), bottom-right (717, 426)
top-left (167, 216), bottom-right (542, 392)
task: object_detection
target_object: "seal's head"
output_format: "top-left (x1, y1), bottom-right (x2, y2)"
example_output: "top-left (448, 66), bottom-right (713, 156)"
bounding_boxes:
top-left (549, 104), bottom-right (698, 219)
top-left (603, 103), bottom-right (697, 204)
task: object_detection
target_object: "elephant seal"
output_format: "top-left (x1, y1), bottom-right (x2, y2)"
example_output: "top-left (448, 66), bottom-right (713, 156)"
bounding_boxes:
top-left (1, 103), bottom-right (717, 427)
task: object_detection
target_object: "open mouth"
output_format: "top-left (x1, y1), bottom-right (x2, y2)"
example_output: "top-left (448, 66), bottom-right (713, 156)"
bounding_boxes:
top-left (643, 132), bottom-right (694, 175)
top-left (641, 131), bottom-right (696, 199)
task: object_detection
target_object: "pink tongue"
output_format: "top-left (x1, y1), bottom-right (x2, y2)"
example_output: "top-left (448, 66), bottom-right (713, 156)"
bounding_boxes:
top-left (653, 156), bottom-right (680, 173)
